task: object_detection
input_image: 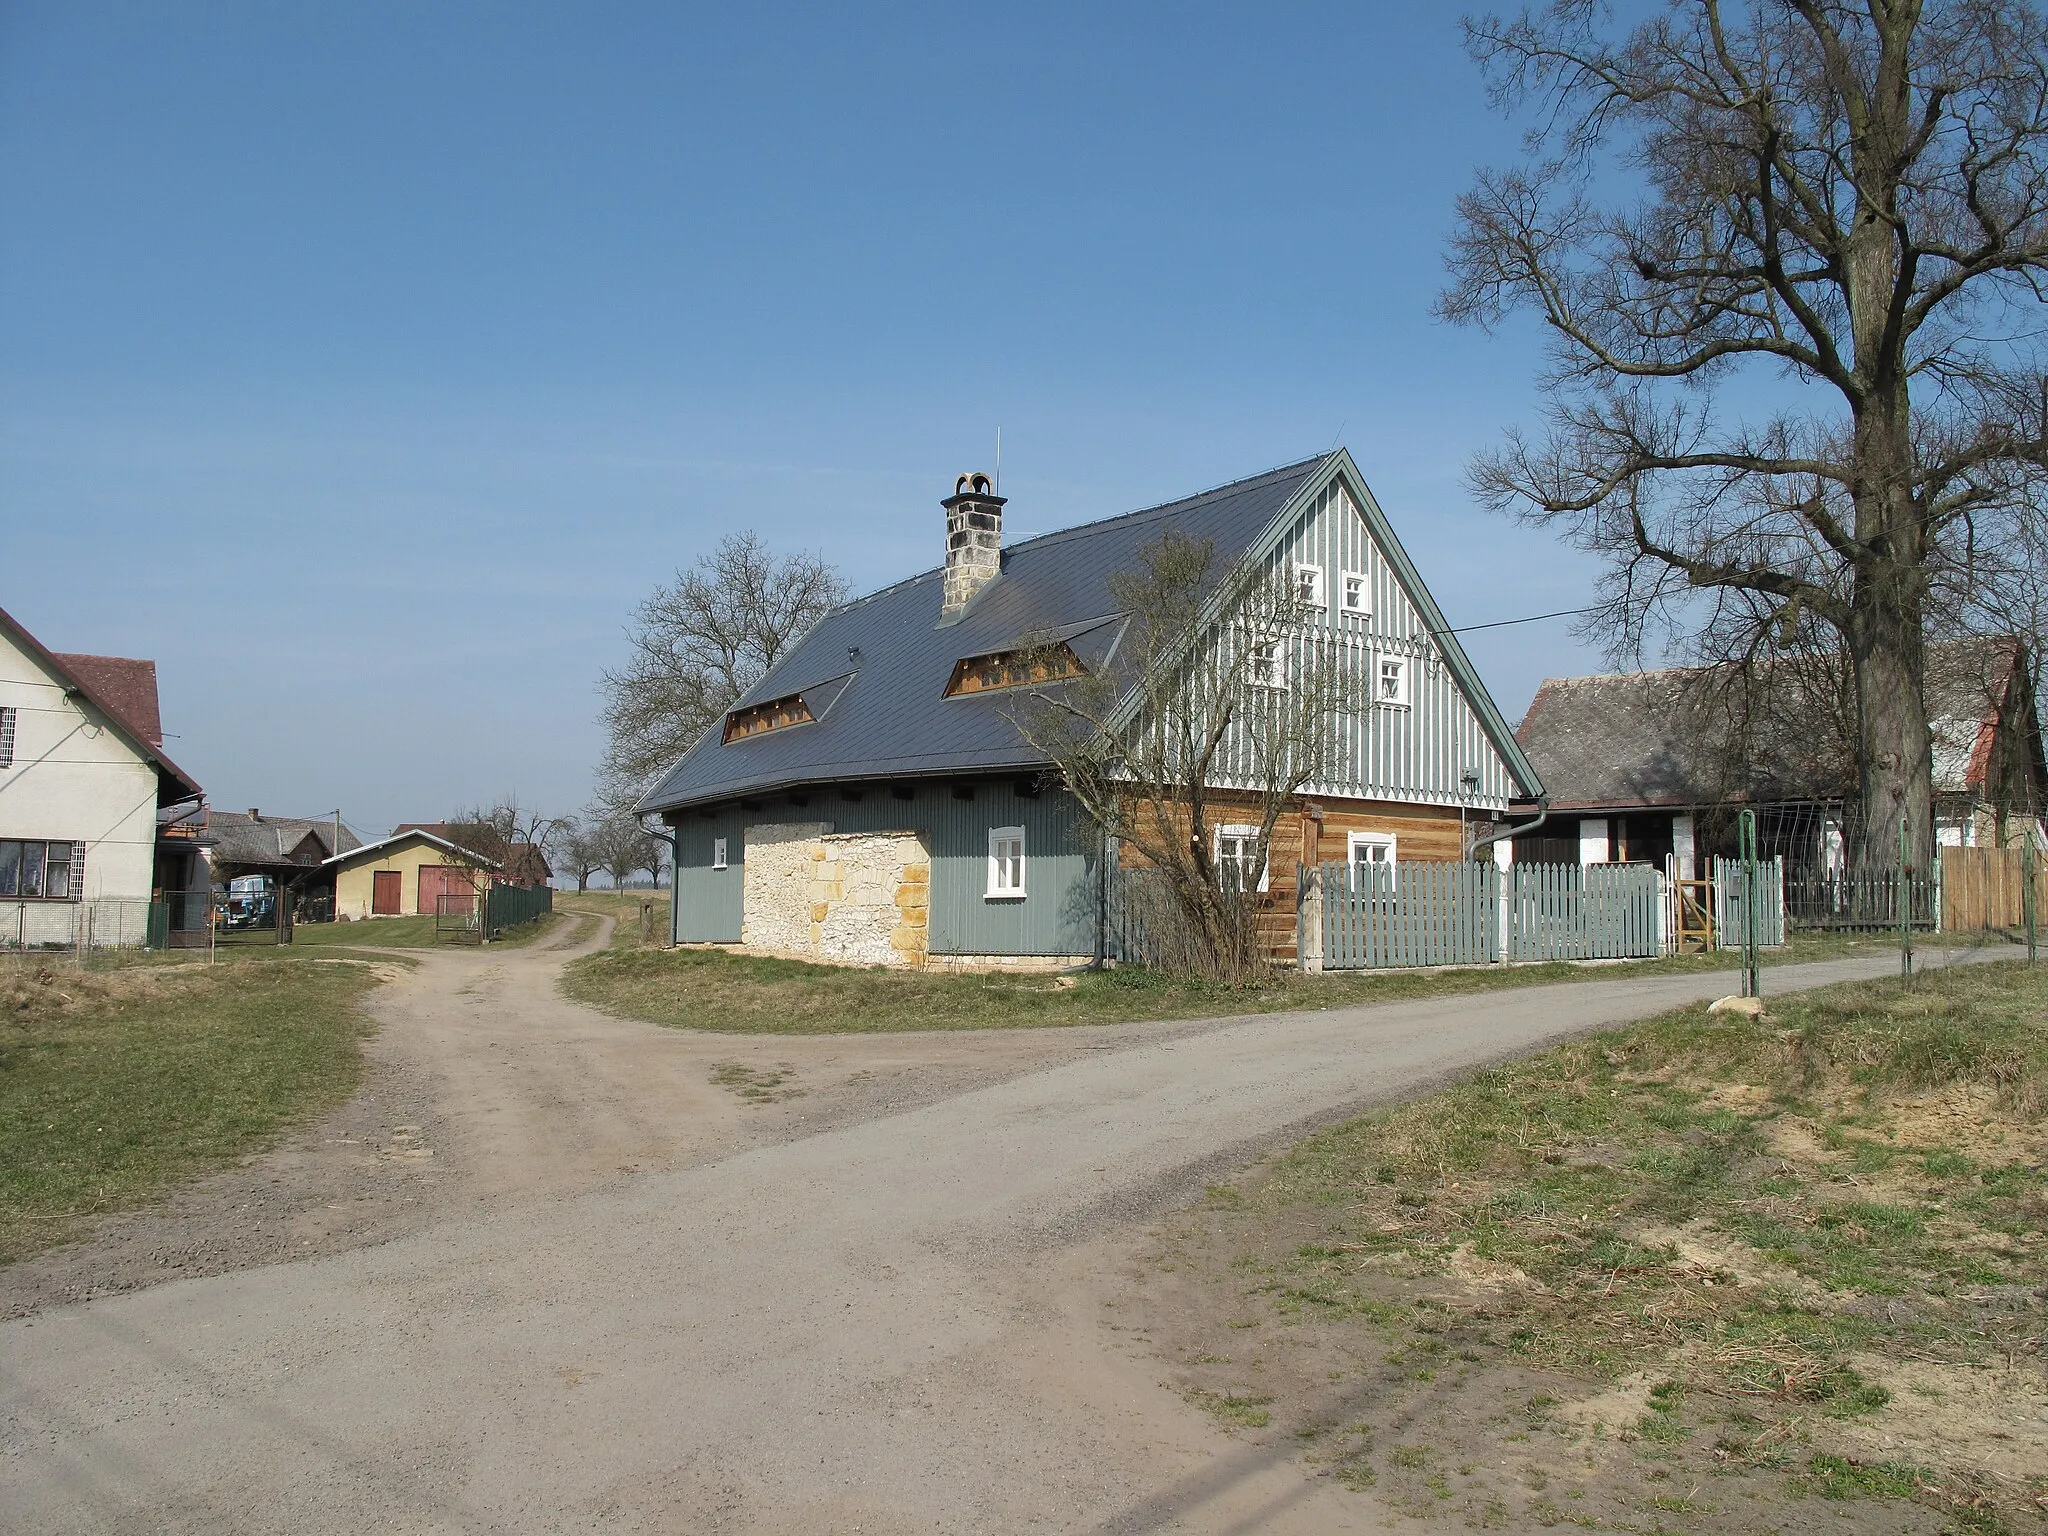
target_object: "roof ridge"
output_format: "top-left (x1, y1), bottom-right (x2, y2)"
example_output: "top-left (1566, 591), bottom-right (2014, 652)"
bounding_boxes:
top-left (807, 454), bottom-right (1335, 624)
top-left (1003, 454), bottom-right (1334, 555)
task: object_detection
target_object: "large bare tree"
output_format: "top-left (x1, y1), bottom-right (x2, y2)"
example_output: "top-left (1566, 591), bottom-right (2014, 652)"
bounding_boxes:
top-left (599, 532), bottom-right (845, 805)
top-left (1010, 532), bottom-right (1348, 982)
top-left (1441, 0), bottom-right (2048, 866)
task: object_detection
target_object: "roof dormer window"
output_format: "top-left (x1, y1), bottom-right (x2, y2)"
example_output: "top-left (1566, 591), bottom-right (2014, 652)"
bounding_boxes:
top-left (723, 692), bottom-right (816, 743)
top-left (942, 643), bottom-right (1087, 699)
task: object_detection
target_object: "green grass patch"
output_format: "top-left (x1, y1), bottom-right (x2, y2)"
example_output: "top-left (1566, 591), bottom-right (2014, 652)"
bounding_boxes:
top-left (557, 927), bottom-right (1915, 1035)
top-left (0, 956), bottom-right (381, 1263)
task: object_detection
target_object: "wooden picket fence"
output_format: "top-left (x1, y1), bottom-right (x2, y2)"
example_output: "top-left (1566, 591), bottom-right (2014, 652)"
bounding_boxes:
top-left (1315, 860), bottom-right (1664, 970)
top-left (1712, 855), bottom-right (1787, 948)
top-left (1506, 862), bottom-right (1664, 963)
top-left (1939, 846), bottom-right (2045, 932)
top-left (1320, 860), bottom-right (1499, 968)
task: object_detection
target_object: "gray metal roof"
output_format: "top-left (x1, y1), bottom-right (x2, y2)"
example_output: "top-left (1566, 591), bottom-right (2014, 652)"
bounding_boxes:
top-left (201, 810), bottom-right (363, 868)
top-left (638, 457), bottom-right (1333, 813)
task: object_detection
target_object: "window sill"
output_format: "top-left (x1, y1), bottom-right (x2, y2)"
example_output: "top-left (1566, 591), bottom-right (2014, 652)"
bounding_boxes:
top-left (984, 892), bottom-right (1027, 902)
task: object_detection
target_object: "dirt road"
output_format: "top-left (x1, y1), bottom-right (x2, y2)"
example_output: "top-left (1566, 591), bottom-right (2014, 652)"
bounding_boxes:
top-left (1, 926), bottom-right (2008, 1533)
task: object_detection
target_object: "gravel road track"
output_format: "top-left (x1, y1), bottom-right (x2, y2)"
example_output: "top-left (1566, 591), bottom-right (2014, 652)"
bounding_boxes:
top-left (2, 922), bottom-right (2009, 1533)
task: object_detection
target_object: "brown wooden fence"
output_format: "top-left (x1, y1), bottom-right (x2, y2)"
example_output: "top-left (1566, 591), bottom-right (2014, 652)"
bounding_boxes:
top-left (1939, 846), bottom-right (2047, 931)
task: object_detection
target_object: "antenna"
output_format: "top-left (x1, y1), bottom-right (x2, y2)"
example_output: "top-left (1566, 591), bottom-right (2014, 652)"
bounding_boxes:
top-left (995, 427), bottom-right (1001, 492)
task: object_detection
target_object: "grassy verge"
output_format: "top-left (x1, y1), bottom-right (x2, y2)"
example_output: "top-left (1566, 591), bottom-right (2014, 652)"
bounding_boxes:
top-left (1145, 961), bottom-right (2048, 1533)
top-left (0, 955), bottom-right (383, 1264)
top-left (559, 928), bottom-right (1932, 1036)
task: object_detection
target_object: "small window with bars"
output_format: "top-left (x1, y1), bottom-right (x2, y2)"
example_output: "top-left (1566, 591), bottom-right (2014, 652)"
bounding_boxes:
top-left (0, 705), bottom-right (15, 767)
top-left (986, 826), bottom-right (1026, 899)
top-left (1248, 638), bottom-right (1287, 690)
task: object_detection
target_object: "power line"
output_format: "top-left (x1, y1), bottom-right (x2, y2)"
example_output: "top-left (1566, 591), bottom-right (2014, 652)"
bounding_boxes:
top-left (1434, 603), bottom-right (1606, 637)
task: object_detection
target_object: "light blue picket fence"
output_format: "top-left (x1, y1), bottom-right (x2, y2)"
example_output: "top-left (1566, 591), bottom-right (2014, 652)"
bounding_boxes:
top-left (1319, 860), bottom-right (1500, 968)
top-left (1712, 855), bottom-right (1786, 949)
top-left (1505, 861), bottom-right (1664, 962)
top-left (1318, 860), bottom-right (1665, 970)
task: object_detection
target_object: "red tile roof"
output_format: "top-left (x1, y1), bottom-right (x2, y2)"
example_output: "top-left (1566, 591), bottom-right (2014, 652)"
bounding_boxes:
top-left (52, 653), bottom-right (163, 746)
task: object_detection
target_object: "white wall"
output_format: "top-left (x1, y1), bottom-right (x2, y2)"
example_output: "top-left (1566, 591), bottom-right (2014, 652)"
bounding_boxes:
top-left (0, 628), bottom-right (161, 903)
top-left (1578, 817), bottom-right (1610, 865)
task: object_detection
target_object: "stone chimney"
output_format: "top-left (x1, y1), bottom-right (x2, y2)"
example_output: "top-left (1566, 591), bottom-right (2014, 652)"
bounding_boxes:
top-left (939, 472), bottom-right (1006, 621)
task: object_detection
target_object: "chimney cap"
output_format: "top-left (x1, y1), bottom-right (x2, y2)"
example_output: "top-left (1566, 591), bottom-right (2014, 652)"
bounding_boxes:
top-left (943, 471), bottom-right (1005, 508)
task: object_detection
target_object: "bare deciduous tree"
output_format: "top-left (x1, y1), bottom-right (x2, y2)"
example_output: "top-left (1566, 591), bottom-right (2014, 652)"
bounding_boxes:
top-left (585, 809), bottom-right (662, 889)
top-left (599, 532), bottom-right (845, 803)
top-left (444, 797), bottom-right (566, 870)
top-left (1441, 0), bottom-right (2048, 868)
top-left (559, 818), bottom-right (604, 893)
top-left (1009, 532), bottom-right (1348, 983)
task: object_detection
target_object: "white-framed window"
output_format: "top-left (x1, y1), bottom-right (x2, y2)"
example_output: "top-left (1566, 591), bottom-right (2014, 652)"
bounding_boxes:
top-left (712, 836), bottom-right (728, 871)
top-left (987, 825), bottom-right (1026, 899)
top-left (1347, 831), bottom-right (1397, 889)
top-left (1248, 637), bottom-right (1287, 690)
top-left (1374, 653), bottom-right (1411, 706)
top-left (0, 705), bottom-right (15, 768)
top-left (1213, 823), bottom-right (1270, 893)
top-left (1294, 564), bottom-right (1325, 609)
top-left (1340, 571), bottom-right (1369, 615)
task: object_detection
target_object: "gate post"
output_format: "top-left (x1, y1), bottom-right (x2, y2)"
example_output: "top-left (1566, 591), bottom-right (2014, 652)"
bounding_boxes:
top-left (1297, 862), bottom-right (1323, 973)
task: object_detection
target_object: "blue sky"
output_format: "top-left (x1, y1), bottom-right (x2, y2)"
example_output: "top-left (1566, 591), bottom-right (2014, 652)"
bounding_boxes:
top-left (1, 2), bottom-right (1619, 836)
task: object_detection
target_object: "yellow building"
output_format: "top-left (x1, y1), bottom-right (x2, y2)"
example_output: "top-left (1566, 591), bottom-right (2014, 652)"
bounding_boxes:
top-left (325, 830), bottom-right (498, 920)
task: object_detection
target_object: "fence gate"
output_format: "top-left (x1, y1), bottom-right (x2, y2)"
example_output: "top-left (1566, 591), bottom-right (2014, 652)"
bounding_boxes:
top-left (1320, 860), bottom-right (1499, 969)
top-left (1507, 862), bottom-right (1663, 962)
top-left (1713, 855), bottom-right (1787, 948)
top-left (434, 890), bottom-right (481, 944)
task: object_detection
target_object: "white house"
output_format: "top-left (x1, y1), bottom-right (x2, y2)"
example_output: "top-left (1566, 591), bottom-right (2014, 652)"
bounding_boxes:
top-left (0, 604), bottom-right (207, 947)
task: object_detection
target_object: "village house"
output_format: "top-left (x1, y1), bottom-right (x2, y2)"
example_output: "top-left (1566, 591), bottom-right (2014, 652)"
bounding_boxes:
top-left (638, 453), bottom-right (1543, 968)
top-left (323, 828), bottom-right (501, 920)
top-left (0, 603), bottom-right (209, 946)
top-left (1512, 636), bottom-right (2048, 878)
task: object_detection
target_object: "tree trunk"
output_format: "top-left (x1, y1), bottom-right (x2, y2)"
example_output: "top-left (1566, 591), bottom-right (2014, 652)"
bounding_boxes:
top-left (1847, 584), bottom-right (1935, 871)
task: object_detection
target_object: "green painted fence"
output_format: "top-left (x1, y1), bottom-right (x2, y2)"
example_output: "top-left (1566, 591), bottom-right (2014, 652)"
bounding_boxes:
top-left (1712, 855), bottom-right (1787, 948)
top-left (1507, 861), bottom-right (1663, 962)
top-left (1319, 860), bottom-right (1500, 968)
top-left (1316, 860), bottom-right (1664, 970)
top-left (483, 882), bottom-right (553, 937)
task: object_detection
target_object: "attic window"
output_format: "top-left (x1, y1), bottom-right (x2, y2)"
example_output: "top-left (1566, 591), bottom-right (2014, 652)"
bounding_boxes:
top-left (942, 643), bottom-right (1088, 698)
top-left (723, 692), bottom-right (816, 743)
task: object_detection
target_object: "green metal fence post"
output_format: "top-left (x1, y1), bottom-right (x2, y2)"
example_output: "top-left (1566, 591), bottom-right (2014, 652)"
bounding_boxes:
top-left (2024, 834), bottom-right (2038, 966)
top-left (1738, 809), bottom-right (1760, 997)
top-left (1899, 816), bottom-right (1914, 983)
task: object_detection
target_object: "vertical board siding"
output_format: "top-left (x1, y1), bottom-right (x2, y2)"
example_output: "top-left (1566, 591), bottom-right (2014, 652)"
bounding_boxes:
top-left (1190, 480), bottom-right (1520, 814)
top-left (669, 780), bottom-right (1099, 955)
top-left (670, 808), bottom-right (747, 943)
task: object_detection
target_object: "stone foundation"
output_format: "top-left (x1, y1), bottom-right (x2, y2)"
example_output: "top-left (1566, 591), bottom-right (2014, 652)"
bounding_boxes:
top-left (742, 822), bottom-right (930, 967)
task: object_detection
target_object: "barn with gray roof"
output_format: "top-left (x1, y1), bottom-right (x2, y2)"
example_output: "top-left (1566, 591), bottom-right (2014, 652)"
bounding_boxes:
top-left (639, 451), bottom-right (1542, 967)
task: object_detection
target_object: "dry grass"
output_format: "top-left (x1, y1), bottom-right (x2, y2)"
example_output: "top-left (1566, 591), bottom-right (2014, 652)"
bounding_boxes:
top-left (1155, 961), bottom-right (2048, 1533)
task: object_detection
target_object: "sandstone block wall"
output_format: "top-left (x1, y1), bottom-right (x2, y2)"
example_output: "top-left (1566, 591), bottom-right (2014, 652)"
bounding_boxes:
top-left (741, 822), bottom-right (930, 967)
